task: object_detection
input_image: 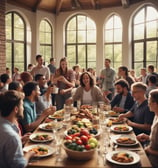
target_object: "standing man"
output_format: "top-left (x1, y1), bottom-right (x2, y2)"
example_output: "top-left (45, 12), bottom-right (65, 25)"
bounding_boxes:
top-left (48, 57), bottom-right (56, 79)
top-left (146, 64), bottom-right (158, 86)
top-left (47, 58), bottom-right (57, 105)
top-left (100, 58), bottom-right (116, 100)
top-left (0, 90), bottom-right (34, 168)
top-left (31, 55), bottom-right (50, 81)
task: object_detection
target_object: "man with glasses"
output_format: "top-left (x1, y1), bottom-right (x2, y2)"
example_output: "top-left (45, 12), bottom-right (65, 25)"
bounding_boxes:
top-left (119, 82), bottom-right (155, 135)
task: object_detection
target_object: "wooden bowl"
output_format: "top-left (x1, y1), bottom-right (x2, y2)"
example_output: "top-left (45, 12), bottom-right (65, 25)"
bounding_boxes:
top-left (63, 143), bottom-right (96, 160)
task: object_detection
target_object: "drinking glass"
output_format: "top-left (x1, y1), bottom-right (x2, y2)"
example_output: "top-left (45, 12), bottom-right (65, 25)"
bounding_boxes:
top-left (77, 100), bottom-right (81, 110)
top-left (54, 129), bottom-right (65, 162)
top-left (99, 110), bottom-right (106, 126)
top-left (52, 120), bottom-right (63, 145)
top-left (104, 104), bottom-right (111, 111)
top-left (63, 104), bottom-right (72, 126)
top-left (92, 102), bottom-right (98, 114)
top-left (98, 101), bottom-right (104, 111)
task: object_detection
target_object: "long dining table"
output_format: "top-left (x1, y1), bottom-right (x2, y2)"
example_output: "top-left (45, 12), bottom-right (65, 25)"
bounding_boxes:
top-left (25, 108), bottom-right (152, 168)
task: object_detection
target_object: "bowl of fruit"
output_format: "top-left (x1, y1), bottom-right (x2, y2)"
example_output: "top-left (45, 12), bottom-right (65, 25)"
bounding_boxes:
top-left (65, 124), bottom-right (100, 139)
top-left (63, 128), bottom-right (98, 160)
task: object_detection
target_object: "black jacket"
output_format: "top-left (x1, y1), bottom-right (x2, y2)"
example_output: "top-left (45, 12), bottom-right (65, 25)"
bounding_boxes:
top-left (110, 92), bottom-right (135, 113)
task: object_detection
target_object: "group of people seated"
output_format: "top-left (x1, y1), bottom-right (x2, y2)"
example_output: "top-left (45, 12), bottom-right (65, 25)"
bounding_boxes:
top-left (0, 55), bottom-right (158, 167)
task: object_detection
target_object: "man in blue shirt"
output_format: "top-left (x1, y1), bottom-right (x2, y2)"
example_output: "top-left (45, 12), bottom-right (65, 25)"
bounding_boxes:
top-left (20, 82), bottom-right (55, 133)
top-left (0, 90), bottom-right (34, 168)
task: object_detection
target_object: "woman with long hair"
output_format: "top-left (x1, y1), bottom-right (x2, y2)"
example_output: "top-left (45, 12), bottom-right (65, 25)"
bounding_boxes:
top-left (53, 57), bottom-right (75, 110)
top-left (69, 71), bottom-right (106, 105)
top-left (118, 66), bottom-right (135, 88)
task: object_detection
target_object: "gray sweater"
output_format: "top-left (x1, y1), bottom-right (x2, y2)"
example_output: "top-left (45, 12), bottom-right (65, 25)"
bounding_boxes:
top-left (72, 85), bottom-right (104, 104)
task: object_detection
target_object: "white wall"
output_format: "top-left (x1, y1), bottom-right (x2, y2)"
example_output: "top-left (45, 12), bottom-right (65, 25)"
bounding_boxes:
top-left (6, 0), bottom-right (158, 74)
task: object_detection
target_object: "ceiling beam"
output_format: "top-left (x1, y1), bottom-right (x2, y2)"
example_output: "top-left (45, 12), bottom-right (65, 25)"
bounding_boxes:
top-left (95, 0), bottom-right (101, 9)
top-left (121, 0), bottom-right (129, 8)
top-left (90, 0), bottom-right (96, 9)
top-left (32, 0), bottom-right (42, 12)
top-left (56, 0), bottom-right (63, 15)
top-left (74, 0), bottom-right (81, 8)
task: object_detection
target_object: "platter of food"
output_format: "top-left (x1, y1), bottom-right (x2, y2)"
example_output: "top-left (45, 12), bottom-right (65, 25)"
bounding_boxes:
top-left (39, 122), bottom-right (63, 131)
top-left (23, 144), bottom-right (55, 157)
top-left (106, 151), bottom-right (140, 165)
top-left (107, 111), bottom-right (119, 117)
top-left (110, 125), bottom-right (133, 133)
top-left (65, 126), bottom-right (100, 139)
top-left (48, 109), bottom-right (64, 120)
top-left (29, 133), bottom-right (54, 143)
top-left (111, 135), bottom-right (138, 146)
top-left (108, 117), bottom-right (124, 124)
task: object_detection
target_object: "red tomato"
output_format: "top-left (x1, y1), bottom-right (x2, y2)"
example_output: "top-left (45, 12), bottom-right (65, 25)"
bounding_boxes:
top-left (65, 135), bottom-right (72, 140)
top-left (80, 135), bottom-right (88, 145)
top-left (76, 139), bottom-right (83, 145)
top-left (85, 144), bottom-right (91, 150)
top-left (87, 135), bottom-right (92, 139)
top-left (72, 136), bottom-right (80, 142)
top-left (72, 132), bottom-right (80, 137)
top-left (80, 129), bottom-right (90, 136)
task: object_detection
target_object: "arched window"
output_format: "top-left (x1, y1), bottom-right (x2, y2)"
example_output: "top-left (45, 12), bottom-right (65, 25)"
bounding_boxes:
top-left (39, 19), bottom-right (53, 65)
top-left (5, 12), bottom-right (26, 72)
top-left (132, 5), bottom-right (158, 75)
top-left (65, 14), bottom-right (96, 70)
top-left (104, 14), bottom-right (122, 70)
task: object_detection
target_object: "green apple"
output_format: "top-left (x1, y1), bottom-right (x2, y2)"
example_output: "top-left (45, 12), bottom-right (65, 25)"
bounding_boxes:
top-left (88, 137), bottom-right (98, 147)
top-left (89, 142), bottom-right (96, 149)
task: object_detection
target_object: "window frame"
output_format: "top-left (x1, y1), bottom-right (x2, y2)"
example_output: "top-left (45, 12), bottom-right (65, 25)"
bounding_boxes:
top-left (39, 19), bottom-right (53, 64)
top-left (131, 5), bottom-right (158, 70)
top-left (5, 11), bottom-right (27, 72)
top-left (65, 14), bottom-right (96, 69)
top-left (104, 14), bottom-right (123, 69)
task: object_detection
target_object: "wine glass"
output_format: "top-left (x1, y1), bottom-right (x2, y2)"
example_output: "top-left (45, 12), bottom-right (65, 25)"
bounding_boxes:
top-left (52, 120), bottom-right (63, 146)
top-left (55, 128), bottom-right (65, 162)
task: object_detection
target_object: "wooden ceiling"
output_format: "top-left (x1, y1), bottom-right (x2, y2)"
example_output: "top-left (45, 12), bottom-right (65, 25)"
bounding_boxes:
top-left (7, 0), bottom-right (145, 15)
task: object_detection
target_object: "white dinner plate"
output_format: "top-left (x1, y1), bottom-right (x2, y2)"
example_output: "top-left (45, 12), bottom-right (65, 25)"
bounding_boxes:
top-left (29, 133), bottom-right (54, 143)
top-left (110, 125), bottom-right (133, 133)
top-left (39, 122), bottom-right (63, 131)
top-left (48, 110), bottom-right (64, 120)
top-left (107, 110), bottom-right (119, 117)
top-left (23, 144), bottom-right (55, 158)
top-left (108, 117), bottom-right (124, 124)
top-left (111, 135), bottom-right (139, 146)
top-left (106, 151), bottom-right (140, 165)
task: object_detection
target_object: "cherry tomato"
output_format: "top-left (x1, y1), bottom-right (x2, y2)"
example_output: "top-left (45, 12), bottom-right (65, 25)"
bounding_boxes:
top-left (80, 135), bottom-right (88, 145)
top-left (80, 129), bottom-right (90, 136)
top-left (76, 139), bottom-right (83, 145)
top-left (85, 144), bottom-right (91, 150)
top-left (72, 132), bottom-right (80, 138)
top-left (65, 135), bottom-right (72, 140)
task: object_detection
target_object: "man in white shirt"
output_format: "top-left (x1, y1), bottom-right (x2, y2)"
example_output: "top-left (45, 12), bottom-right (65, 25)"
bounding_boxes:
top-left (31, 55), bottom-right (50, 81)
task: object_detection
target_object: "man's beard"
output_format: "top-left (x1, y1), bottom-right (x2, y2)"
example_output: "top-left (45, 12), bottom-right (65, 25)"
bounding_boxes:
top-left (120, 90), bottom-right (124, 95)
top-left (16, 110), bottom-right (24, 120)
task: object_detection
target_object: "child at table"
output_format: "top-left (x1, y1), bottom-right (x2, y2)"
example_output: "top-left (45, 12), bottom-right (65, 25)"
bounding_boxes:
top-left (137, 89), bottom-right (158, 168)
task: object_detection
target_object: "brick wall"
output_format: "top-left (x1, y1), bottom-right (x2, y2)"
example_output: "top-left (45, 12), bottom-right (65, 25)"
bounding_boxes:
top-left (0, 0), bottom-right (6, 74)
